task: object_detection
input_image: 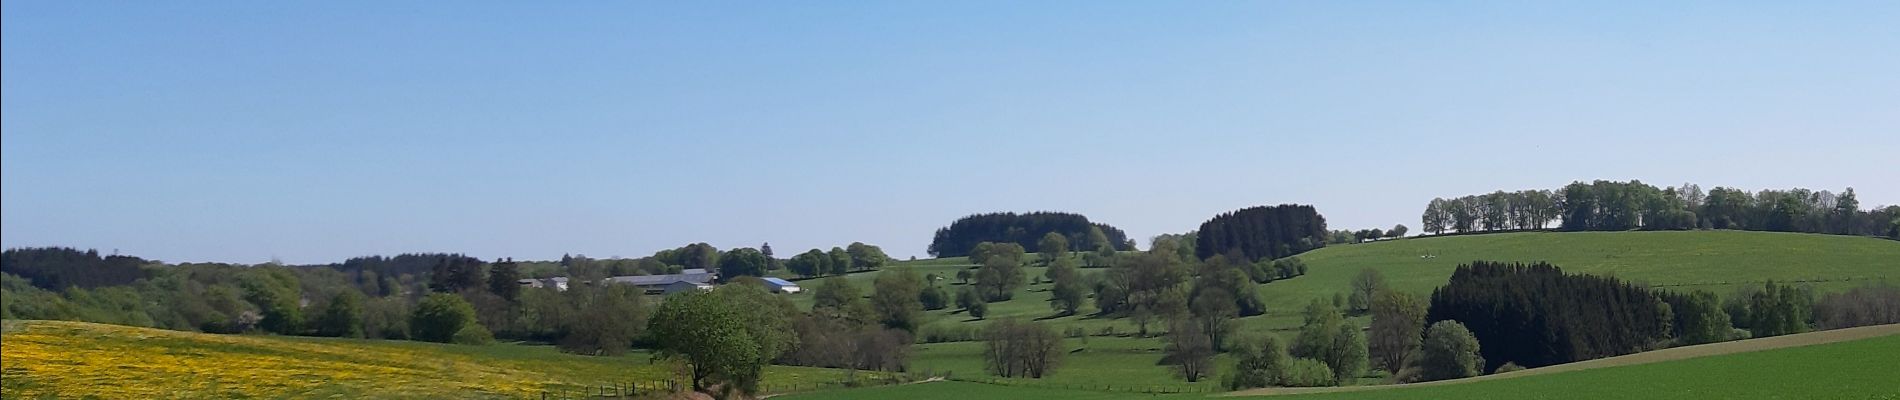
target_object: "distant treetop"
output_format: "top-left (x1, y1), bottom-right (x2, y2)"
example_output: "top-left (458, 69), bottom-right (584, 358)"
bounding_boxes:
top-left (927, 212), bottom-right (1133, 258)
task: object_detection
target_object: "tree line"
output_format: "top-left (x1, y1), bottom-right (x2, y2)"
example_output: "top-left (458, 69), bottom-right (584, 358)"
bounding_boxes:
top-left (1194, 204), bottom-right (1329, 262)
top-left (927, 212), bottom-right (1134, 258)
top-left (1422, 180), bottom-right (1900, 238)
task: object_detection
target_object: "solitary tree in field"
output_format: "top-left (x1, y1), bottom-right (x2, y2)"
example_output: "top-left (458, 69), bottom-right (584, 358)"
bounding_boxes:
top-left (1369, 290), bottom-right (1427, 374)
top-left (1165, 320), bottom-right (1215, 382)
top-left (1038, 232), bottom-right (1069, 264)
top-left (1349, 269), bottom-right (1387, 313)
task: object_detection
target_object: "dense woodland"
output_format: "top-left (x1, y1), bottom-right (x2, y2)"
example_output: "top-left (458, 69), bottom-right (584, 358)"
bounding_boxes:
top-left (927, 212), bottom-right (1134, 258)
top-left (1423, 180), bottom-right (1900, 238)
top-left (1426, 261), bottom-right (1672, 370)
top-left (1194, 204), bottom-right (1330, 261)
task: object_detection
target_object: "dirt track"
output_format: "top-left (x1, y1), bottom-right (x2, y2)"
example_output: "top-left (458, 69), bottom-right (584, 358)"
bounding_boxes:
top-left (1225, 323), bottom-right (1900, 397)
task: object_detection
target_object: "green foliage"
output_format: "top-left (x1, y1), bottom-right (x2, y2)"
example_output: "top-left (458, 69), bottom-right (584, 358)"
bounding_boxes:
top-left (1429, 261), bottom-right (1670, 370)
top-left (649, 287), bottom-right (792, 394)
top-left (554, 285), bottom-right (648, 356)
top-left (1744, 280), bottom-right (1813, 338)
top-left (1291, 300), bottom-right (1365, 384)
top-left (1493, 362), bottom-right (1526, 374)
top-left (919, 284), bottom-right (948, 311)
top-left (1045, 258), bottom-right (1084, 315)
top-left (1038, 232), bottom-right (1070, 264)
top-left (1813, 284), bottom-right (1900, 329)
top-left (974, 247), bottom-right (1026, 301)
top-left (452, 323), bottom-right (495, 345)
top-left (787, 249), bottom-right (830, 278)
top-left (0, 247), bottom-right (148, 290)
top-left (240, 267), bottom-right (304, 335)
top-left (314, 291), bottom-right (365, 338)
top-left (846, 242), bottom-right (890, 271)
top-left (812, 277), bottom-right (870, 322)
top-left (410, 293), bottom-right (477, 343)
top-left (1195, 204), bottom-right (1329, 262)
top-left (1280, 358), bottom-right (1338, 387)
top-left (1349, 268), bottom-right (1387, 312)
top-left (957, 286), bottom-right (988, 319)
top-left (1163, 320), bottom-right (1215, 382)
top-left (928, 212), bottom-right (1132, 258)
top-left (1085, 226), bottom-right (1113, 252)
top-left (1369, 289), bottom-right (1428, 374)
top-left (1226, 335), bottom-right (1290, 390)
top-left (828, 247), bottom-right (853, 276)
top-left (1415, 320), bottom-right (1484, 381)
top-left (717, 247), bottom-right (770, 279)
top-left (486, 259), bottom-right (521, 302)
top-left (1658, 290), bottom-right (1732, 345)
top-left (871, 269), bottom-right (925, 331)
top-left (425, 255), bottom-right (484, 293)
top-left (362, 295), bottom-right (410, 339)
top-left (982, 318), bottom-right (1064, 378)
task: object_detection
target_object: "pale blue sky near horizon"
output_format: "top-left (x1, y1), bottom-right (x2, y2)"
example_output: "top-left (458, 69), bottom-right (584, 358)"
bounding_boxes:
top-left (4, 1), bottom-right (1897, 264)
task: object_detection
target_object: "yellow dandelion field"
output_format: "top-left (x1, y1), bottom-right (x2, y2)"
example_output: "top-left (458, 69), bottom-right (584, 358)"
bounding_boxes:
top-left (1, 320), bottom-right (849, 399)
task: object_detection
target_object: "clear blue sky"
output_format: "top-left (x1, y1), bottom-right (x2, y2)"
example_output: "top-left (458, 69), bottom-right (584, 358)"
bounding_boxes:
top-left (5, 1), bottom-right (1897, 264)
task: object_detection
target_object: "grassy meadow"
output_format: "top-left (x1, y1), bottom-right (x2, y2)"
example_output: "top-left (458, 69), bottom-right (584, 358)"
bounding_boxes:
top-left (778, 231), bottom-right (1899, 393)
top-left (0, 320), bottom-right (853, 399)
top-left (782, 327), bottom-right (1900, 400)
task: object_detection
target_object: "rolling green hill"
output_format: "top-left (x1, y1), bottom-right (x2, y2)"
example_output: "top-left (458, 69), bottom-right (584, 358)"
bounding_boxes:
top-left (782, 324), bottom-right (1900, 400)
top-left (795, 231), bottom-right (1899, 390)
top-left (0, 320), bottom-right (854, 399)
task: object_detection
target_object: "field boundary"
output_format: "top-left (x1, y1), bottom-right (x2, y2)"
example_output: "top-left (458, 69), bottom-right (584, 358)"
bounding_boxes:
top-left (1224, 323), bottom-right (1900, 397)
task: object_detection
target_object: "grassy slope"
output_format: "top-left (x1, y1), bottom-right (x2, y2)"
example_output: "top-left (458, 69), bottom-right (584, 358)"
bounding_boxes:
top-left (805, 231), bottom-right (1900, 388)
top-left (1242, 230), bottom-right (1900, 333)
top-left (0, 320), bottom-right (849, 399)
top-left (784, 327), bottom-right (1900, 400)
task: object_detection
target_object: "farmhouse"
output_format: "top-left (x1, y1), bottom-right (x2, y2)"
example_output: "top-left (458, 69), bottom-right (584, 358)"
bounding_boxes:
top-left (517, 277), bottom-right (569, 290)
top-left (760, 277), bottom-right (801, 293)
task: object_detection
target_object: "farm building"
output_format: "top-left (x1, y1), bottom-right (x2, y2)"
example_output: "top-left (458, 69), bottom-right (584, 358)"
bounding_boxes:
top-left (602, 269), bottom-right (717, 294)
top-left (662, 280), bottom-right (714, 294)
top-left (760, 277), bottom-right (801, 293)
top-left (517, 277), bottom-right (569, 290)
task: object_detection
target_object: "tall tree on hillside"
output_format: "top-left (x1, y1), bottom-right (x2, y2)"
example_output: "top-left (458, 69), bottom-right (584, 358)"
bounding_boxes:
top-left (785, 249), bottom-right (827, 278)
top-left (486, 258), bottom-right (521, 302)
top-left (871, 269), bottom-right (925, 332)
top-left (1369, 290), bottom-right (1427, 374)
top-left (846, 242), bottom-right (889, 271)
top-left (760, 242), bottom-right (780, 271)
top-left (1348, 269), bottom-right (1386, 313)
top-left (1037, 232), bottom-right (1069, 264)
top-left (1422, 199), bottom-right (1450, 235)
top-left (1165, 320), bottom-right (1216, 382)
top-left (427, 255), bottom-right (483, 293)
top-left (1085, 226), bottom-right (1112, 252)
top-left (717, 248), bottom-right (769, 280)
top-left (827, 247), bottom-right (852, 275)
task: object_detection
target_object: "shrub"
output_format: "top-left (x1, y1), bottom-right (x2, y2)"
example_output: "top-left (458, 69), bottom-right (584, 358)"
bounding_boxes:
top-left (1813, 284), bottom-right (1900, 329)
top-left (1225, 335), bottom-right (1290, 390)
top-left (410, 293), bottom-right (477, 343)
top-left (1414, 320), bottom-right (1484, 381)
top-left (1493, 362), bottom-right (1525, 374)
top-left (453, 324), bottom-right (494, 345)
top-left (1281, 358), bottom-right (1336, 387)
